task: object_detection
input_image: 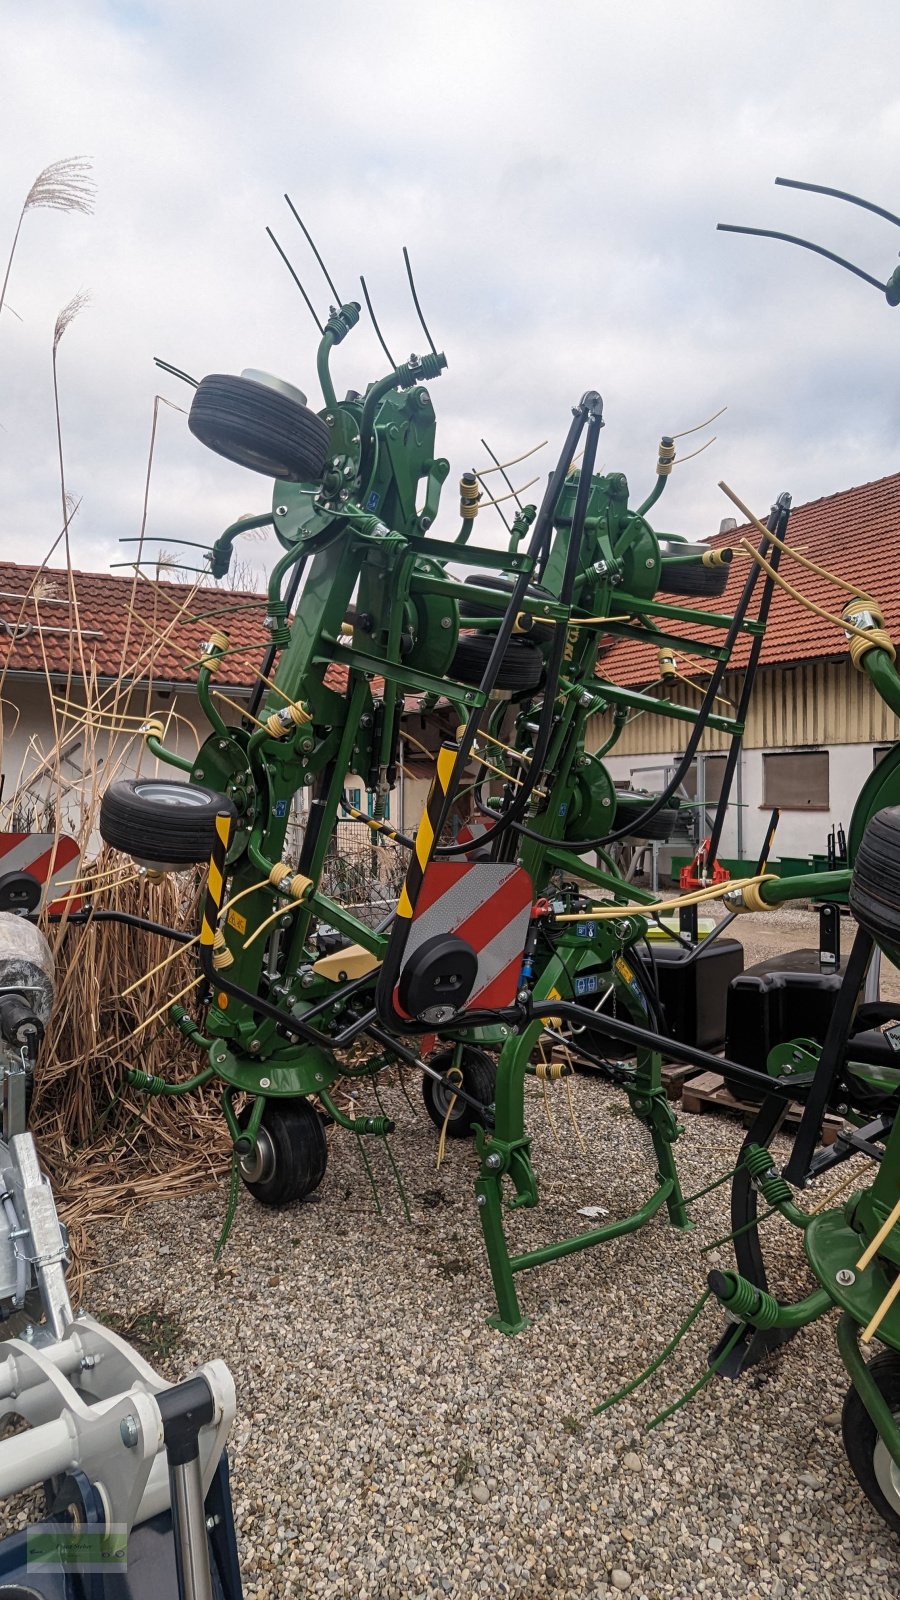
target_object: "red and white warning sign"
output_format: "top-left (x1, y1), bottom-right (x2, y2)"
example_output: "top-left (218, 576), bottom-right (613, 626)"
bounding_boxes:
top-left (0, 833), bottom-right (82, 912)
top-left (396, 859), bottom-right (533, 1015)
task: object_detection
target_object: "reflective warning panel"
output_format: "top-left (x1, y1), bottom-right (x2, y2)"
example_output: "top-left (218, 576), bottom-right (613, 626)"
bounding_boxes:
top-left (379, 859), bottom-right (534, 1028)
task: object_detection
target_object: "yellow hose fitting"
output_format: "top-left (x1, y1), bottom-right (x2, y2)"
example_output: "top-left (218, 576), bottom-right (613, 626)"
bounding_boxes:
top-left (843, 599), bottom-right (895, 669)
top-left (658, 648), bottom-right (677, 679)
top-left (656, 437), bottom-right (676, 476)
top-left (702, 547), bottom-right (732, 568)
top-left (459, 472), bottom-right (481, 520)
top-left (200, 629), bottom-right (230, 671)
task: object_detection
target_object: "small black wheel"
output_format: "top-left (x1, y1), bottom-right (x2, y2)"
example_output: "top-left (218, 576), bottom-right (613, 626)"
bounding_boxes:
top-left (460, 576), bottom-right (556, 644)
top-left (850, 808), bottom-right (900, 951)
top-left (657, 541), bottom-right (730, 599)
top-left (613, 790), bottom-right (680, 841)
top-left (422, 1047), bottom-right (496, 1138)
top-left (842, 1348), bottom-right (900, 1536)
top-left (188, 374), bottom-right (331, 482)
top-left (450, 633), bottom-right (544, 692)
top-left (100, 779), bottom-right (237, 867)
top-left (238, 1097), bottom-right (328, 1206)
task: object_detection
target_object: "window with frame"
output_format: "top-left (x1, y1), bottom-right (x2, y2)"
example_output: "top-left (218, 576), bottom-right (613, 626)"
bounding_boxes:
top-left (762, 749), bottom-right (829, 810)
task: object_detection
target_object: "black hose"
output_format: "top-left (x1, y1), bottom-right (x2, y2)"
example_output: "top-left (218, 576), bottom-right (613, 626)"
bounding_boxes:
top-left (704, 494), bottom-right (791, 865)
top-left (46, 907), bottom-right (194, 943)
top-left (434, 394), bottom-right (602, 858)
top-left (506, 493), bottom-right (789, 852)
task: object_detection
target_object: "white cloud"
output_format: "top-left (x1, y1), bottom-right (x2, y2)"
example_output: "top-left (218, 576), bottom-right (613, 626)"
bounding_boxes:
top-left (1, 0), bottom-right (899, 583)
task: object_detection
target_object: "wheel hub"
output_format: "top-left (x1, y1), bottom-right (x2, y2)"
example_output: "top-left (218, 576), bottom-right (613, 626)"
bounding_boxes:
top-left (873, 1408), bottom-right (900, 1514)
top-left (239, 1125), bottom-right (276, 1186)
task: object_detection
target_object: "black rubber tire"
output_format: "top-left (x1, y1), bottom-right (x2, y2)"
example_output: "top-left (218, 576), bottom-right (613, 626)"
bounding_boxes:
top-left (100, 779), bottom-right (237, 866)
top-left (842, 1349), bottom-right (900, 1537)
top-left (421, 1046), bottom-right (496, 1137)
top-left (657, 542), bottom-right (730, 599)
top-left (188, 374), bottom-right (331, 482)
top-left (460, 576), bottom-right (556, 644)
top-left (450, 633), bottom-right (544, 692)
top-left (238, 1097), bottom-right (328, 1206)
top-left (850, 807), bottom-right (900, 950)
top-left (613, 790), bottom-right (680, 841)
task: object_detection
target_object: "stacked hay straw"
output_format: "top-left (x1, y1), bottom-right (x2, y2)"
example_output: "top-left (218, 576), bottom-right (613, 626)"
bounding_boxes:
top-left (0, 563), bottom-right (236, 1289)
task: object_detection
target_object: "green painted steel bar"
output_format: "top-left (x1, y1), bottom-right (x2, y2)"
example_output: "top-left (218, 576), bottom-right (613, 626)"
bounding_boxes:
top-left (509, 1179), bottom-right (675, 1273)
top-left (322, 639), bottom-right (488, 706)
top-left (593, 679), bottom-right (742, 736)
top-left (543, 846), bottom-right (659, 903)
top-left (145, 733), bottom-right (193, 773)
top-left (616, 592), bottom-right (765, 633)
top-left (836, 1312), bottom-right (900, 1473)
top-left (861, 646), bottom-right (900, 719)
top-left (196, 666), bottom-right (231, 740)
top-left (592, 619), bottom-right (734, 661)
top-left (209, 512), bottom-right (275, 580)
top-left (415, 535), bottom-right (535, 574)
top-left (316, 1088), bottom-right (392, 1135)
top-left (757, 869), bottom-right (852, 906)
top-left (127, 1065), bottom-right (215, 1095)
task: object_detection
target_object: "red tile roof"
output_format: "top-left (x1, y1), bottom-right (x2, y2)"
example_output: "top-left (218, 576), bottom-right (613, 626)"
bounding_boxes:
top-left (603, 471), bottom-right (900, 686)
top-left (0, 563), bottom-right (403, 707)
top-left (0, 564), bottom-right (268, 688)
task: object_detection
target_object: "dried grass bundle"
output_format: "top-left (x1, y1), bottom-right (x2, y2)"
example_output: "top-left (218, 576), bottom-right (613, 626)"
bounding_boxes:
top-left (1, 158), bottom-right (95, 320)
top-left (0, 544), bottom-right (232, 1293)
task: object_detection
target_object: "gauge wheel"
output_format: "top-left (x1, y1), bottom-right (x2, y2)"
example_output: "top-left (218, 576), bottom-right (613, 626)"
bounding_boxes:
top-left (842, 1348), bottom-right (900, 1536)
top-left (100, 779), bottom-right (237, 866)
top-left (460, 575), bottom-right (556, 644)
top-left (188, 373), bottom-right (331, 481)
top-left (613, 790), bottom-right (680, 841)
top-left (238, 1097), bottom-right (328, 1206)
top-left (422, 1047), bottom-right (496, 1138)
top-left (657, 541), bottom-right (730, 598)
top-left (849, 807), bottom-right (900, 954)
top-left (450, 633), bottom-right (545, 692)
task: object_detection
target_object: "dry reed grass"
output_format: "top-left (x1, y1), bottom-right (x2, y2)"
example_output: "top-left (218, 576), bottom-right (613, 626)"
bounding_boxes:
top-left (0, 455), bottom-right (234, 1294)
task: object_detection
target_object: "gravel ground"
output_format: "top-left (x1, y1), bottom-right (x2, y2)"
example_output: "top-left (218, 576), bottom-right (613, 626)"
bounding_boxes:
top-left (11, 908), bottom-right (900, 1598)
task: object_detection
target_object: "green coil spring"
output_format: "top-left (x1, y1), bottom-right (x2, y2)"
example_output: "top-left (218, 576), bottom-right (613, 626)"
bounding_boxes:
top-left (708, 1269), bottom-right (782, 1329)
top-left (743, 1143), bottom-right (795, 1206)
top-left (127, 1068), bottom-right (168, 1095)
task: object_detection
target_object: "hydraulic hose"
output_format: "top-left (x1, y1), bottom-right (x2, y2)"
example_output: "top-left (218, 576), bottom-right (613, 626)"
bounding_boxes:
top-left (435, 394), bottom-right (603, 858)
top-left (705, 494), bottom-right (791, 866)
top-left (512, 493), bottom-right (789, 853)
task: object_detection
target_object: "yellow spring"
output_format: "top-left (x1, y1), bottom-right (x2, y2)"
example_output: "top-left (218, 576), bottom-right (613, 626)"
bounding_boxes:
top-left (264, 701), bottom-right (313, 739)
top-left (200, 629), bottom-right (230, 671)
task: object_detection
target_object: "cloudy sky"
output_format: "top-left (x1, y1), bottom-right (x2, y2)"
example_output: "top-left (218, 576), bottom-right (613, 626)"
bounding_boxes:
top-left (2, 1), bottom-right (899, 585)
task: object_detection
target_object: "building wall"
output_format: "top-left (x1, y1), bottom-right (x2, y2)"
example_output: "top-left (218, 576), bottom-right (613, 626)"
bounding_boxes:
top-left (589, 659), bottom-right (900, 759)
top-left (602, 741), bottom-right (883, 864)
top-left (588, 661), bottom-right (900, 869)
top-left (0, 676), bottom-right (235, 837)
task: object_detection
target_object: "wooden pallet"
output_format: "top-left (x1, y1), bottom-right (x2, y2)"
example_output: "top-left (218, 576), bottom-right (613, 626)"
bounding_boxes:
top-left (680, 1070), bottom-right (843, 1144)
top-left (661, 1061), bottom-right (705, 1102)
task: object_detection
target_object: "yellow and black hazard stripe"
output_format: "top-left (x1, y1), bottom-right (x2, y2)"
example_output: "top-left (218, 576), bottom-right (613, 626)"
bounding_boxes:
top-left (375, 742), bottom-right (459, 1027)
top-left (200, 811), bottom-right (233, 947)
top-left (396, 742), bottom-right (457, 920)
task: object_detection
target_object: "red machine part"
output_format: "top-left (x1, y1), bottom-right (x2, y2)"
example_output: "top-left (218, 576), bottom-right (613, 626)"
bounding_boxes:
top-left (679, 837), bottom-right (730, 890)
